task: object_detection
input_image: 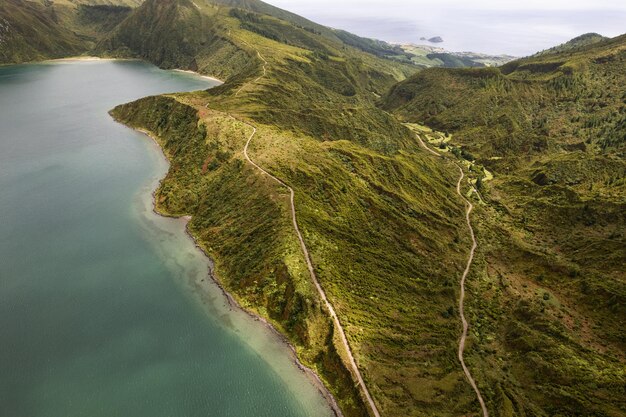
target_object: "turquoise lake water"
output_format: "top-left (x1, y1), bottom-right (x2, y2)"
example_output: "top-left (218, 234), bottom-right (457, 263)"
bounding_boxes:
top-left (0, 60), bottom-right (334, 417)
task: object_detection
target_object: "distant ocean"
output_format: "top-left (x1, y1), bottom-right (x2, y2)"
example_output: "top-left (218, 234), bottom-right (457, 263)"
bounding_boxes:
top-left (267, 1), bottom-right (626, 57)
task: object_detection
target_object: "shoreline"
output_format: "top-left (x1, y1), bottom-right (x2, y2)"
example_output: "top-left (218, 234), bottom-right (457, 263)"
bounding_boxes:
top-left (51, 57), bottom-right (226, 83)
top-left (45, 56), bottom-right (111, 62)
top-left (131, 126), bottom-right (343, 417)
top-left (172, 69), bottom-right (224, 84)
top-left (44, 57), bottom-right (225, 84)
top-left (0, 56), bottom-right (120, 67)
top-left (3, 56), bottom-right (225, 85)
top-left (41, 56), bottom-right (140, 64)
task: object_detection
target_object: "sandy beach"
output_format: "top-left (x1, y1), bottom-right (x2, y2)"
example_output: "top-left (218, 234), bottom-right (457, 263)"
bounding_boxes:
top-left (173, 69), bottom-right (224, 83)
top-left (43, 58), bottom-right (223, 82)
top-left (20, 56), bottom-right (225, 85)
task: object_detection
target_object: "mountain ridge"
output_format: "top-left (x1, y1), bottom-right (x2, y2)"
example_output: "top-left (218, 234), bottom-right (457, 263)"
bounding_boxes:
top-left (533, 32), bottom-right (609, 57)
top-left (1, 0), bottom-right (519, 69)
top-left (103, 0), bottom-right (479, 415)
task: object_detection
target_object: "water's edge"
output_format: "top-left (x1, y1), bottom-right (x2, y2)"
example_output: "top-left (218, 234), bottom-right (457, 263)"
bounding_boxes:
top-left (121, 123), bottom-right (343, 417)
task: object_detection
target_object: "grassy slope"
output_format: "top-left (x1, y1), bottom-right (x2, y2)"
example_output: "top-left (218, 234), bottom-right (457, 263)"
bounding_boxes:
top-left (110, 97), bottom-right (369, 415)
top-left (382, 35), bottom-right (626, 416)
top-left (111, 92), bottom-right (474, 417)
top-left (0, 0), bottom-right (137, 64)
top-left (95, 0), bottom-right (256, 79)
top-left (101, 0), bottom-right (490, 415)
top-left (8, 0), bottom-right (622, 414)
top-left (97, 0), bottom-right (417, 150)
top-left (211, 0), bottom-right (413, 61)
top-left (534, 32), bottom-right (609, 57)
top-left (0, 0), bottom-right (87, 63)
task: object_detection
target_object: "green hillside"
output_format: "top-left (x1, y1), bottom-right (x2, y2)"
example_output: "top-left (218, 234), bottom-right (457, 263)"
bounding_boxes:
top-left (207, 0), bottom-right (416, 60)
top-left (2, 0), bottom-right (624, 415)
top-left (0, 0), bottom-right (87, 63)
top-left (4, 1), bottom-right (468, 414)
top-left (97, 0), bottom-right (417, 150)
top-left (382, 34), bottom-right (626, 157)
top-left (101, 0), bottom-right (488, 415)
top-left (0, 0), bottom-right (137, 64)
top-left (382, 34), bottom-right (626, 415)
top-left (534, 32), bottom-right (609, 56)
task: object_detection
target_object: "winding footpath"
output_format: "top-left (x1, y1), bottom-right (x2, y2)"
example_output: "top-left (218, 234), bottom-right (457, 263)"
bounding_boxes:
top-left (242, 126), bottom-right (381, 417)
top-left (235, 47), bottom-right (268, 96)
top-left (455, 167), bottom-right (489, 417)
top-left (213, 46), bottom-right (382, 417)
top-left (417, 134), bottom-right (489, 417)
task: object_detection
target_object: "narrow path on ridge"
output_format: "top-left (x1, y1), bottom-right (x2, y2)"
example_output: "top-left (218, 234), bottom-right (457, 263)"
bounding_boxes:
top-left (207, 46), bottom-right (382, 417)
top-left (416, 134), bottom-right (489, 417)
top-left (235, 44), bottom-right (267, 96)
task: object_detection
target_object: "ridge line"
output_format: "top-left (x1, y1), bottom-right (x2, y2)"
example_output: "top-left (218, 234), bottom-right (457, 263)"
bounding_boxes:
top-left (208, 46), bottom-right (382, 417)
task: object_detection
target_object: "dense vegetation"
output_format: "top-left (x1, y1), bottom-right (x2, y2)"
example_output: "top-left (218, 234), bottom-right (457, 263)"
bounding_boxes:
top-left (103, 1), bottom-right (488, 416)
top-left (102, 0), bottom-right (486, 415)
top-left (97, 0), bottom-right (418, 151)
top-left (382, 34), bottom-right (626, 415)
top-left (111, 92), bottom-right (473, 416)
top-left (2, 0), bottom-right (624, 415)
top-left (76, 4), bottom-right (133, 34)
top-left (3, 0), bottom-right (464, 415)
top-left (0, 0), bottom-right (87, 63)
top-left (424, 52), bottom-right (484, 68)
top-left (0, 0), bottom-right (141, 64)
top-left (0, 0), bottom-right (507, 69)
top-left (534, 32), bottom-right (608, 57)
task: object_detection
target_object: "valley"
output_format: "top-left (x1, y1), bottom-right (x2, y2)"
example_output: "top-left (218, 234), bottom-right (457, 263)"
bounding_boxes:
top-left (383, 34), bottom-right (626, 415)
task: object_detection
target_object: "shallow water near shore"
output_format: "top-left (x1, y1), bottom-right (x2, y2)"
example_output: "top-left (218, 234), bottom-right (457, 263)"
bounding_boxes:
top-left (0, 60), bottom-right (334, 417)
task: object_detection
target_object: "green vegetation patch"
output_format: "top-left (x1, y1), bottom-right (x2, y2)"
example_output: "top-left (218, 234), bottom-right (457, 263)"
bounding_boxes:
top-left (110, 88), bottom-right (483, 416)
top-left (383, 34), bottom-right (626, 415)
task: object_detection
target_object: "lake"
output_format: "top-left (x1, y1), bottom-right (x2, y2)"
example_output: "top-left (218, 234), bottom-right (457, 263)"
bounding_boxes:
top-left (0, 59), bottom-right (334, 417)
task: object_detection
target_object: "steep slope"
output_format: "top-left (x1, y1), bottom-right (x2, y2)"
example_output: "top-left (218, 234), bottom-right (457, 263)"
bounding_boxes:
top-left (212, 0), bottom-right (414, 60)
top-left (73, 4), bottom-right (135, 36)
top-left (534, 32), bottom-right (609, 56)
top-left (111, 92), bottom-right (473, 417)
top-left (96, 0), bottom-right (252, 78)
top-left (211, 0), bottom-right (336, 37)
top-left (98, 0), bottom-right (494, 416)
top-left (98, 0), bottom-right (417, 150)
top-left (207, 3), bottom-right (510, 69)
top-left (9, 0), bottom-right (622, 415)
top-left (382, 34), bottom-right (626, 416)
top-left (383, 33), bottom-right (626, 156)
top-left (0, 0), bottom-right (87, 63)
top-left (0, 0), bottom-right (136, 64)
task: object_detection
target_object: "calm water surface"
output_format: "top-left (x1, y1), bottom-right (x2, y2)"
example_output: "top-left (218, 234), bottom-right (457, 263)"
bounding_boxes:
top-left (0, 60), bottom-right (334, 417)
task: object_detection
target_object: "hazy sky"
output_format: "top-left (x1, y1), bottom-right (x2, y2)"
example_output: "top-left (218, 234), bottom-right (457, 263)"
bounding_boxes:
top-left (265, 0), bottom-right (626, 56)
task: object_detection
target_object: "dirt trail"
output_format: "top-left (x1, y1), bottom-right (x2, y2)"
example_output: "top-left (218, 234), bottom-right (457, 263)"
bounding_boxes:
top-left (211, 47), bottom-right (382, 417)
top-left (455, 167), bottom-right (489, 417)
top-left (235, 47), bottom-right (267, 96)
top-left (416, 134), bottom-right (441, 157)
top-left (417, 134), bottom-right (489, 417)
top-left (242, 127), bottom-right (381, 417)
